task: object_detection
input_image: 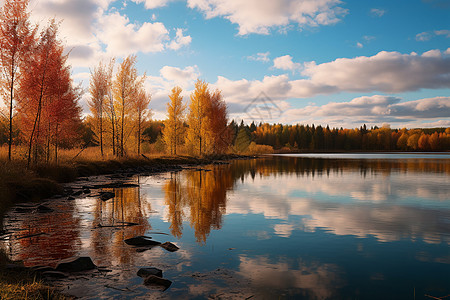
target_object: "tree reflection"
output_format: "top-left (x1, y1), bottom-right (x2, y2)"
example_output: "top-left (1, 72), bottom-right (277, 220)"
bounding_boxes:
top-left (163, 157), bottom-right (450, 244)
top-left (164, 173), bottom-right (185, 238)
top-left (164, 167), bottom-right (234, 244)
top-left (9, 202), bottom-right (81, 267)
top-left (90, 183), bottom-right (151, 267)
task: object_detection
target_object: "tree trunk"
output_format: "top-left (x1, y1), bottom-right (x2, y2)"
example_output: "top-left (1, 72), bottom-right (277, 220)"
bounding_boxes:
top-left (8, 68), bottom-right (15, 161)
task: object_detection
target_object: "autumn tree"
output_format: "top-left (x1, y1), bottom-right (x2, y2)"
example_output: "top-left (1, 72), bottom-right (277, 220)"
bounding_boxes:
top-left (103, 59), bottom-right (116, 155)
top-left (186, 80), bottom-right (212, 156)
top-left (133, 85), bottom-right (151, 155)
top-left (208, 90), bottom-right (231, 153)
top-left (113, 55), bottom-right (144, 157)
top-left (163, 86), bottom-right (186, 155)
top-left (0, 0), bottom-right (36, 160)
top-left (88, 61), bottom-right (110, 156)
top-left (49, 69), bottom-right (82, 163)
top-left (18, 20), bottom-right (80, 165)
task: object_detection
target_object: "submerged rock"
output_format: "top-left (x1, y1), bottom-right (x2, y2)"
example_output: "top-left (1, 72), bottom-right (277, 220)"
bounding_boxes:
top-left (99, 192), bottom-right (115, 201)
top-left (137, 267), bottom-right (163, 278)
top-left (124, 236), bottom-right (161, 246)
top-left (143, 275), bottom-right (172, 290)
top-left (55, 256), bottom-right (96, 272)
top-left (160, 242), bottom-right (179, 252)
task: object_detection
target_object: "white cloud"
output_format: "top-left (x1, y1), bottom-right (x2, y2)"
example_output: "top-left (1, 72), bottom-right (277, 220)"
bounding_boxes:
top-left (273, 55), bottom-right (302, 72)
top-left (29, 0), bottom-right (191, 68)
top-left (356, 42), bottom-right (363, 48)
top-left (435, 29), bottom-right (450, 38)
top-left (30, 0), bottom-right (102, 45)
top-left (299, 49), bottom-right (450, 93)
top-left (370, 8), bottom-right (385, 17)
top-left (280, 96), bottom-right (450, 127)
top-left (417, 30), bottom-right (450, 41)
top-left (187, 0), bottom-right (348, 35)
top-left (145, 65), bottom-right (200, 116)
top-left (168, 28), bottom-right (192, 50)
top-left (131, 0), bottom-right (172, 9)
top-left (97, 12), bottom-right (168, 56)
top-left (160, 65), bottom-right (200, 84)
top-left (247, 52), bottom-right (271, 63)
top-left (214, 49), bottom-right (450, 111)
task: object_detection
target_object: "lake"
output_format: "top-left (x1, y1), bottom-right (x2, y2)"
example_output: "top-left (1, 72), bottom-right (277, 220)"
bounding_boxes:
top-left (2, 153), bottom-right (450, 299)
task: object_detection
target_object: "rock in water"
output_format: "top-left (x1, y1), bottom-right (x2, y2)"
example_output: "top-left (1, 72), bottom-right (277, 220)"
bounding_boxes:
top-left (124, 236), bottom-right (161, 246)
top-left (55, 256), bottom-right (96, 272)
top-left (143, 275), bottom-right (172, 290)
top-left (137, 267), bottom-right (163, 278)
top-left (100, 192), bottom-right (115, 201)
top-left (160, 242), bottom-right (179, 252)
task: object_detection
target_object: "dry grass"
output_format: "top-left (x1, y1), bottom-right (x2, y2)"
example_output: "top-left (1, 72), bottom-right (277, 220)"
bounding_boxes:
top-left (0, 252), bottom-right (71, 300)
top-left (0, 279), bottom-right (70, 300)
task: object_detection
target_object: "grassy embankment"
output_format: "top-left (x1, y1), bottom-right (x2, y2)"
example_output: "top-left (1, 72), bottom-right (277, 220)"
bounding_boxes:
top-left (0, 146), bottom-right (252, 299)
top-left (0, 252), bottom-right (69, 300)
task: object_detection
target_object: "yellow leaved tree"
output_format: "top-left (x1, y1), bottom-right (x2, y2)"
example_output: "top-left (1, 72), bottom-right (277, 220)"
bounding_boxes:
top-left (163, 86), bottom-right (186, 155)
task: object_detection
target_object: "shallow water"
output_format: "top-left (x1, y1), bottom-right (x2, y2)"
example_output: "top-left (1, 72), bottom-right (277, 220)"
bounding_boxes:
top-left (2, 154), bottom-right (450, 299)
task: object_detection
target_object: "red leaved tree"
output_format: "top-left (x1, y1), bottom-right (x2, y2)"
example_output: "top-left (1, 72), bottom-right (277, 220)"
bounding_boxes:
top-left (0, 0), bottom-right (36, 160)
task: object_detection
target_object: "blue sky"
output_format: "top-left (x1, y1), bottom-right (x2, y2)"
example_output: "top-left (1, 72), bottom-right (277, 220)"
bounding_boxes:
top-left (29, 0), bottom-right (450, 128)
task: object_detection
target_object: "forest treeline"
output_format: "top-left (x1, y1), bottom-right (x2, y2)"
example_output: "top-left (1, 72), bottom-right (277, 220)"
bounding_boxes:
top-left (0, 0), bottom-right (448, 165)
top-left (244, 123), bottom-right (450, 152)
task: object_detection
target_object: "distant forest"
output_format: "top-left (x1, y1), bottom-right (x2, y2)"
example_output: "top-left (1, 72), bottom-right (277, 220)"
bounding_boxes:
top-left (137, 121), bottom-right (450, 153)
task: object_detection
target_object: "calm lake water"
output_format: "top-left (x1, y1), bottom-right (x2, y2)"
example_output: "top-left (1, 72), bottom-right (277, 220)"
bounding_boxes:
top-left (2, 153), bottom-right (450, 299)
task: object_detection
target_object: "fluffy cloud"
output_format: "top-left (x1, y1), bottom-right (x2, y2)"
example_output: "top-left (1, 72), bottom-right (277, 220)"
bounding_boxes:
top-left (168, 28), bottom-right (192, 50)
top-left (146, 65), bottom-right (200, 117)
top-left (30, 0), bottom-right (102, 44)
top-left (280, 96), bottom-right (450, 127)
top-left (97, 12), bottom-right (168, 56)
top-left (160, 65), bottom-right (200, 84)
top-left (273, 55), bottom-right (302, 72)
top-left (29, 0), bottom-right (191, 68)
top-left (247, 52), bottom-right (271, 63)
top-left (215, 49), bottom-right (450, 110)
top-left (131, 0), bottom-right (172, 9)
top-left (299, 49), bottom-right (450, 93)
top-left (187, 0), bottom-right (347, 35)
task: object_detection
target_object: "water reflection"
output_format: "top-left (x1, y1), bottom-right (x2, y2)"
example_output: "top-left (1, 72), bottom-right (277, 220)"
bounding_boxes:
top-left (90, 183), bottom-right (152, 267)
top-left (161, 157), bottom-right (450, 244)
top-left (238, 256), bottom-right (343, 300)
top-left (5, 201), bottom-right (81, 267)
top-left (1, 156), bottom-right (449, 298)
top-left (163, 167), bottom-right (233, 243)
